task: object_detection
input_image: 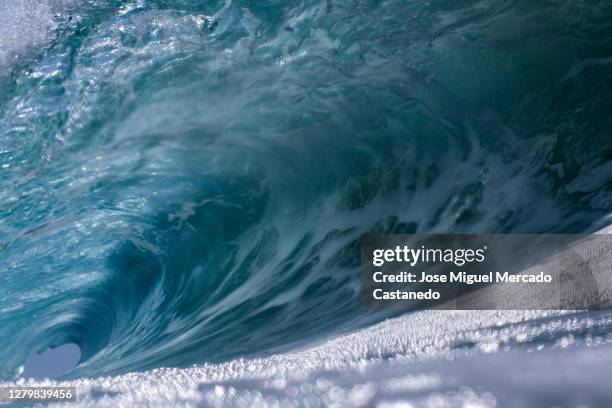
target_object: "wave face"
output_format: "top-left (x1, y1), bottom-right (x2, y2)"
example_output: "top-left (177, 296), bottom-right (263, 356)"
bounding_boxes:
top-left (0, 0), bottom-right (611, 381)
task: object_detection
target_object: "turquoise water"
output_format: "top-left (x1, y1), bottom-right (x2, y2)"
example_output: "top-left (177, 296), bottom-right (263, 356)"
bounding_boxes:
top-left (0, 0), bottom-right (611, 381)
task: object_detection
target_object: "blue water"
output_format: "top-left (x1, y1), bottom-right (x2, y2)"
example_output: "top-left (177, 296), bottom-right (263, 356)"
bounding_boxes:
top-left (0, 0), bottom-right (611, 382)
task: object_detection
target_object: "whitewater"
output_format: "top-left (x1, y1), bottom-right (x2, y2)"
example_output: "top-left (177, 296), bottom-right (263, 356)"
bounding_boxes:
top-left (1, 0), bottom-right (611, 406)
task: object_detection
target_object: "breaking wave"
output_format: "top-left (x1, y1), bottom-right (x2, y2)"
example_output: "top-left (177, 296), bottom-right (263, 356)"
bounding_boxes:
top-left (0, 1), bottom-right (611, 399)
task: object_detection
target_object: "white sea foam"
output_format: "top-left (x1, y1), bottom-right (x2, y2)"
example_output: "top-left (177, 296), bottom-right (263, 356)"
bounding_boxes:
top-left (6, 309), bottom-right (612, 407)
top-left (0, 0), bottom-right (75, 70)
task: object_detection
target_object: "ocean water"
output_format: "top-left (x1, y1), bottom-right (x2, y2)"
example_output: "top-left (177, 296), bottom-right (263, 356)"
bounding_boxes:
top-left (0, 0), bottom-right (612, 406)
